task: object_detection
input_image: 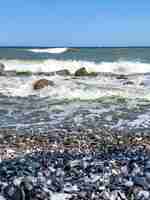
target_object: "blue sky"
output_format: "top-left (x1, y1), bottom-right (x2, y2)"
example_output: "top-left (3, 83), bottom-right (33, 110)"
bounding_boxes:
top-left (0, 0), bottom-right (150, 46)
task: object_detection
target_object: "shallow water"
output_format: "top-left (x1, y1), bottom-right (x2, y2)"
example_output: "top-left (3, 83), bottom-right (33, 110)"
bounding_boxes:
top-left (0, 77), bottom-right (150, 134)
top-left (0, 47), bottom-right (150, 134)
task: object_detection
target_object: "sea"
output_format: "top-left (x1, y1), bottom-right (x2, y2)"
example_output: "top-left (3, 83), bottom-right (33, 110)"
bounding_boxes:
top-left (0, 47), bottom-right (150, 134)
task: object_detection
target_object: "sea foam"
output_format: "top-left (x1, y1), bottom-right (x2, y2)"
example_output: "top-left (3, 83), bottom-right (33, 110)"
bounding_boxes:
top-left (28, 48), bottom-right (68, 54)
top-left (1, 59), bottom-right (150, 75)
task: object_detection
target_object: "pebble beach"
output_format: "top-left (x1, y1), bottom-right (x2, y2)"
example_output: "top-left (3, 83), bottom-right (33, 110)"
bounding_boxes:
top-left (0, 47), bottom-right (150, 199)
top-left (0, 129), bottom-right (150, 200)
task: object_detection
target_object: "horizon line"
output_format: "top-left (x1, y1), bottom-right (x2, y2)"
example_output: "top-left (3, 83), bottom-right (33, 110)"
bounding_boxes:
top-left (0, 46), bottom-right (150, 48)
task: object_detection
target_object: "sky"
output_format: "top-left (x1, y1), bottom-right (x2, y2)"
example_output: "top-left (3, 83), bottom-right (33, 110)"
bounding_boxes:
top-left (0, 0), bottom-right (150, 46)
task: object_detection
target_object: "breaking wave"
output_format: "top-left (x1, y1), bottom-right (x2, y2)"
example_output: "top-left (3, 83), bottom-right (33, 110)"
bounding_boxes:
top-left (1, 59), bottom-right (150, 75)
top-left (28, 48), bottom-right (69, 54)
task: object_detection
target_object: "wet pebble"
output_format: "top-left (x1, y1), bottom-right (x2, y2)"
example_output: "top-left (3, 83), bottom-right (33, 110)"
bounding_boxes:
top-left (0, 148), bottom-right (149, 200)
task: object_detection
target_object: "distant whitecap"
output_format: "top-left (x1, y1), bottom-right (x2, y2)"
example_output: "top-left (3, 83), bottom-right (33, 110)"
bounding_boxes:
top-left (28, 48), bottom-right (68, 54)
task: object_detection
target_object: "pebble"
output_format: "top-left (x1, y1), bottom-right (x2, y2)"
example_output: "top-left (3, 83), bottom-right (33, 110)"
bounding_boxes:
top-left (137, 190), bottom-right (150, 199)
top-left (124, 180), bottom-right (134, 187)
top-left (0, 196), bottom-right (6, 200)
top-left (0, 146), bottom-right (149, 199)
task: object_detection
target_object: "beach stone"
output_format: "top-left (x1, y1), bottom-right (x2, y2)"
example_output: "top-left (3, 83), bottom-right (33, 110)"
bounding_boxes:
top-left (145, 172), bottom-right (150, 183)
top-left (1, 145), bottom-right (150, 200)
top-left (21, 177), bottom-right (33, 191)
top-left (100, 191), bottom-right (111, 199)
top-left (133, 177), bottom-right (148, 190)
top-left (13, 177), bottom-right (23, 186)
top-left (124, 180), bottom-right (134, 188)
top-left (33, 79), bottom-right (54, 90)
top-left (3, 185), bottom-right (23, 200)
top-left (131, 163), bottom-right (141, 176)
top-left (136, 190), bottom-right (150, 200)
top-left (0, 196), bottom-right (6, 200)
top-left (121, 164), bottom-right (128, 177)
top-left (144, 160), bottom-right (150, 170)
top-left (31, 187), bottom-right (49, 200)
top-left (110, 190), bottom-right (127, 200)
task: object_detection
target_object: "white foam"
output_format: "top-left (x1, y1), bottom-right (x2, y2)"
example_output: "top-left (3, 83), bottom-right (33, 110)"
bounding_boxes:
top-left (28, 48), bottom-right (68, 54)
top-left (2, 59), bottom-right (150, 75)
top-left (0, 74), bottom-right (148, 100)
top-left (128, 113), bottom-right (150, 128)
top-left (51, 193), bottom-right (71, 200)
top-left (0, 58), bottom-right (149, 100)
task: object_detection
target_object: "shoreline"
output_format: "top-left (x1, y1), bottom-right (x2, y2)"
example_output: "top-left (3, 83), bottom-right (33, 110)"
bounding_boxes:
top-left (0, 47), bottom-right (150, 199)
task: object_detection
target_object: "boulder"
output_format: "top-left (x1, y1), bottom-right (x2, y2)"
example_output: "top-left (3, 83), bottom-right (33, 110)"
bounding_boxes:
top-left (0, 63), bottom-right (5, 74)
top-left (75, 67), bottom-right (97, 76)
top-left (33, 79), bottom-right (54, 90)
top-left (75, 67), bottom-right (88, 76)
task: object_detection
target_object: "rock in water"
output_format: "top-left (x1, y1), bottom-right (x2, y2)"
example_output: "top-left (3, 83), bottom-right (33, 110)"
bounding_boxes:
top-left (0, 63), bottom-right (5, 74)
top-left (56, 69), bottom-right (71, 76)
top-left (123, 81), bottom-right (134, 85)
top-left (116, 74), bottom-right (128, 80)
top-left (33, 79), bottom-right (54, 90)
top-left (75, 67), bottom-right (97, 76)
top-left (75, 67), bottom-right (88, 76)
top-left (140, 82), bottom-right (145, 86)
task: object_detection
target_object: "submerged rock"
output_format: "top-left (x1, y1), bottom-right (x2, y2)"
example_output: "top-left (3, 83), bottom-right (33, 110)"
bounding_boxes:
top-left (2, 70), bottom-right (17, 76)
top-left (0, 63), bottom-right (5, 74)
top-left (116, 74), bottom-right (128, 80)
top-left (74, 67), bottom-right (97, 76)
top-left (31, 70), bottom-right (71, 77)
top-left (140, 82), bottom-right (145, 86)
top-left (123, 81), bottom-right (134, 85)
top-left (56, 69), bottom-right (71, 76)
top-left (16, 71), bottom-right (32, 76)
top-left (33, 79), bottom-right (54, 90)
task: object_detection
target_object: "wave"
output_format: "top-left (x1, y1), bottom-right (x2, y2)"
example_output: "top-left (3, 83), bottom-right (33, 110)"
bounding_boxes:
top-left (0, 73), bottom-right (146, 98)
top-left (1, 59), bottom-right (150, 75)
top-left (27, 48), bottom-right (69, 54)
top-left (0, 61), bottom-right (149, 100)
